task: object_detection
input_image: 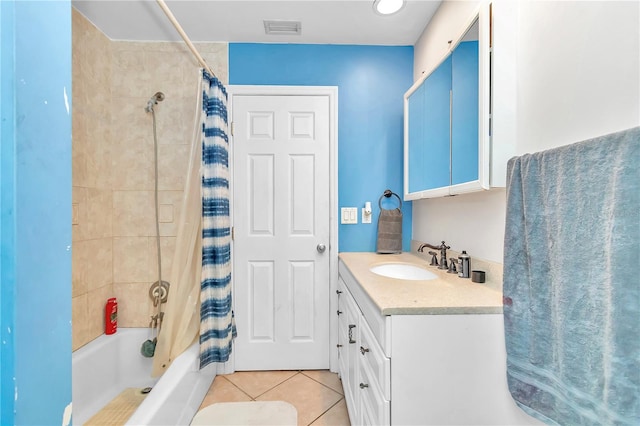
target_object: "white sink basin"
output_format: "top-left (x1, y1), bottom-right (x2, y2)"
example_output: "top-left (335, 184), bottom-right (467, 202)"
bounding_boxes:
top-left (370, 263), bottom-right (437, 281)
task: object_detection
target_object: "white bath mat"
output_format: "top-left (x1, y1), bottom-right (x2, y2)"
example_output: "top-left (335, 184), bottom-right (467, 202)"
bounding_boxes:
top-left (191, 401), bottom-right (297, 425)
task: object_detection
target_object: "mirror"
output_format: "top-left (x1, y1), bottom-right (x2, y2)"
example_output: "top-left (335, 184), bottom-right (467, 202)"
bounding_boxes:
top-left (404, 10), bottom-right (489, 200)
top-left (451, 20), bottom-right (479, 186)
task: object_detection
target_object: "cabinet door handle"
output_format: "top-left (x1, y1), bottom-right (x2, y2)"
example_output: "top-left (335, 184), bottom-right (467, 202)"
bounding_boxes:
top-left (348, 324), bottom-right (356, 343)
top-left (359, 383), bottom-right (369, 389)
top-left (336, 290), bottom-right (342, 295)
top-left (337, 344), bottom-right (343, 348)
top-left (337, 310), bottom-right (342, 316)
top-left (360, 346), bottom-right (370, 355)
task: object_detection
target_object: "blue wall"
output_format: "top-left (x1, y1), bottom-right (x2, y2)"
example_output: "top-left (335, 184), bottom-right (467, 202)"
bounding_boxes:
top-left (0, 1), bottom-right (72, 424)
top-left (229, 43), bottom-right (413, 252)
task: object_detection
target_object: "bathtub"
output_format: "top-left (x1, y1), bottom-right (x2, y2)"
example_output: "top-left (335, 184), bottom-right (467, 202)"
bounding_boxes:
top-left (72, 328), bottom-right (216, 425)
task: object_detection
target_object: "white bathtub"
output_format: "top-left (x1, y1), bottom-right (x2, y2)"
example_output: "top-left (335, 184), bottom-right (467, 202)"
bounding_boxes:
top-left (72, 328), bottom-right (216, 426)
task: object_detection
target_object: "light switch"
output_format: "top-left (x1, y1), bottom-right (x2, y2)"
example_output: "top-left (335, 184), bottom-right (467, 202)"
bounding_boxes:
top-left (341, 207), bottom-right (358, 224)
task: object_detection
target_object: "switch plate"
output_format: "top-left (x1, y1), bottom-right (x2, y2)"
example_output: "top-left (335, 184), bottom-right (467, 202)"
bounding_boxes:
top-left (362, 208), bottom-right (372, 224)
top-left (341, 207), bottom-right (358, 224)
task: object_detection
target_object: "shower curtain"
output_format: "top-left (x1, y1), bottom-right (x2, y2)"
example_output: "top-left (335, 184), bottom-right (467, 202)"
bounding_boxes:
top-left (152, 73), bottom-right (204, 377)
top-left (199, 70), bottom-right (235, 368)
top-left (152, 70), bottom-right (235, 375)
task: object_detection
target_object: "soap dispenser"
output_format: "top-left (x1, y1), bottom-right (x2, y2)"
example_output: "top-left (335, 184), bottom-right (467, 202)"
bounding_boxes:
top-left (458, 251), bottom-right (471, 278)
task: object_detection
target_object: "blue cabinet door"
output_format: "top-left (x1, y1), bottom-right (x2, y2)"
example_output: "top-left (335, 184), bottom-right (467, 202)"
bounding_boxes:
top-left (451, 41), bottom-right (479, 185)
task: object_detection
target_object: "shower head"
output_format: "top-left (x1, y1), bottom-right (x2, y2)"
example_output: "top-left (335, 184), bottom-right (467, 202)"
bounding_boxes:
top-left (152, 92), bottom-right (165, 102)
top-left (145, 92), bottom-right (165, 112)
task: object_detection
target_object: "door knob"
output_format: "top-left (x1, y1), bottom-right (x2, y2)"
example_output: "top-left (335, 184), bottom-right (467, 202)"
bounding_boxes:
top-left (317, 244), bottom-right (326, 253)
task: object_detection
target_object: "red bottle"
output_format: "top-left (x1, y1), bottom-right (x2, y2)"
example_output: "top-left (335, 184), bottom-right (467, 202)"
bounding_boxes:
top-left (105, 298), bottom-right (118, 335)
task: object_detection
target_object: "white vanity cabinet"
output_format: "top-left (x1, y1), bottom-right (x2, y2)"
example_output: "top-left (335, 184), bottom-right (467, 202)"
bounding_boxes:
top-left (337, 256), bottom-right (539, 426)
top-left (337, 276), bottom-right (390, 426)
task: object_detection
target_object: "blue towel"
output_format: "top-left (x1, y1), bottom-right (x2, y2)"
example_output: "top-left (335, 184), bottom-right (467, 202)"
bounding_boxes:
top-left (503, 127), bottom-right (640, 425)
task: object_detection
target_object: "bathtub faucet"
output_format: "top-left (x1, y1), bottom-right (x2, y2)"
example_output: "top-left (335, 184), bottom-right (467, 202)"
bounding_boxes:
top-left (417, 241), bottom-right (450, 270)
top-left (150, 312), bottom-right (164, 329)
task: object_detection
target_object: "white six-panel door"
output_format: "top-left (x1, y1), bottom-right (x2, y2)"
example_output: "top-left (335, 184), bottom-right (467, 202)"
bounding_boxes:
top-left (232, 93), bottom-right (331, 370)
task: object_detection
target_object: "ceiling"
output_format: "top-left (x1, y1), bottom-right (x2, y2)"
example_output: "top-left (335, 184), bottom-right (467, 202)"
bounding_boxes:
top-left (72, 0), bottom-right (442, 45)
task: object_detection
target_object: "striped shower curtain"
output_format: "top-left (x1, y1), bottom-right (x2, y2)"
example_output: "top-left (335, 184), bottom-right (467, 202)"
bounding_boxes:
top-left (200, 70), bottom-right (235, 368)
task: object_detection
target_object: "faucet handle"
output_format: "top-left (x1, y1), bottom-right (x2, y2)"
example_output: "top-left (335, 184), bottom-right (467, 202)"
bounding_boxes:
top-left (447, 258), bottom-right (458, 274)
top-left (428, 251), bottom-right (439, 266)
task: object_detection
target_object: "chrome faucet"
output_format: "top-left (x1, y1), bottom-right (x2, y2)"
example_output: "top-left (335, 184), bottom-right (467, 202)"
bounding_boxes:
top-left (417, 241), bottom-right (450, 270)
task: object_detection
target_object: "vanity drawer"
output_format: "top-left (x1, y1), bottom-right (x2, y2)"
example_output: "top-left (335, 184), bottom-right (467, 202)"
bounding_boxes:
top-left (359, 314), bottom-right (390, 400)
top-left (359, 358), bottom-right (390, 426)
top-left (339, 261), bottom-right (391, 356)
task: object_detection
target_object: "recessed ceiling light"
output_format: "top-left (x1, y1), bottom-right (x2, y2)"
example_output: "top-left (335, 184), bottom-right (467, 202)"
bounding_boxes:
top-left (373, 0), bottom-right (405, 16)
top-left (263, 20), bottom-right (302, 35)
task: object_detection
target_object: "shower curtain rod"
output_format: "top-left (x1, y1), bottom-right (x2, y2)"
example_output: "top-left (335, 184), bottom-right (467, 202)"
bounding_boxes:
top-left (155, 0), bottom-right (217, 78)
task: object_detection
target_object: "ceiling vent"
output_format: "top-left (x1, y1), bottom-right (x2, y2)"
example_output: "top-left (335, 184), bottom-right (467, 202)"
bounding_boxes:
top-left (263, 20), bottom-right (302, 35)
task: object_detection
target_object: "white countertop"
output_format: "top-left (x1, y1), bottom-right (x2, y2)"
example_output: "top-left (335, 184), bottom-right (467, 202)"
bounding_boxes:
top-left (339, 252), bottom-right (504, 315)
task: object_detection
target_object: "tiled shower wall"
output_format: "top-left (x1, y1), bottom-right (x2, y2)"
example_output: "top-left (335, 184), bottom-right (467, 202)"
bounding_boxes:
top-left (72, 9), bottom-right (114, 351)
top-left (71, 9), bottom-right (228, 350)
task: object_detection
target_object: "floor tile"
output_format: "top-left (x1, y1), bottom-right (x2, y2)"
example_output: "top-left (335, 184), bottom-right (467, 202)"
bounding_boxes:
top-left (309, 399), bottom-right (350, 426)
top-left (223, 370), bottom-right (298, 399)
top-left (200, 376), bottom-right (252, 409)
top-left (257, 373), bottom-right (343, 426)
top-left (301, 370), bottom-right (344, 395)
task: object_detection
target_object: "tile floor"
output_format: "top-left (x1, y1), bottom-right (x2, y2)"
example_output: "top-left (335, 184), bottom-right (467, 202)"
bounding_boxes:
top-left (199, 370), bottom-right (351, 425)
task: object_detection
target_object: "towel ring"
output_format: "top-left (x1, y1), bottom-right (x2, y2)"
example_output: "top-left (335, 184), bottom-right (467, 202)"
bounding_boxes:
top-left (378, 190), bottom-right (402, 210)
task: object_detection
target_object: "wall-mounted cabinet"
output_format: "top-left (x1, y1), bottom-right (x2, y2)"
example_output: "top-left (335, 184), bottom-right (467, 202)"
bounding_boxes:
top-left (404, 4), bottom-right (492, 200)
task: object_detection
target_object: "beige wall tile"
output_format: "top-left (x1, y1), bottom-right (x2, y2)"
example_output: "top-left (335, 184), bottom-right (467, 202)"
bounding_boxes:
top-left (158, 204), bottom-right (173, 223)
top-left (72, 293), bottom-right (89, 351)
top-left (145, 50), bottom-right (190, 93)
top-left (158, 191), bottom-right (184, 237)
top-left (111, 41), bottom-right (153, 53)
top-left (158, 144), bottom-right (189, 191)
top-left (182, 67), bottom-right (205, 97)
top-left (72, 240), bottom-right (88, 298)
top-left (72, 144), bottom-right (87, 190)
top-left (113, 282), bottom-right (154, 327)
top-left (149, 236), bottom-right (176, 282)
top-left (111, 96), bottom-right (153, 147)
top-left (81, 188), bottom-right (113, 240)
top-left (94, 40), bottom-right (112, 90)
top-left (113, 190), bottom-right (155, 236)
top-left (85, 238), bottom-right (113, 292)
top-left (88, 93), bottom-right (111, 124)
top-left (111, 139), bottom-right (153, 191)
top-left (113, 236), bottom-right (151, 283)
top-left (156, 96), bottom-right (196, 145)
top-left (72, 110), bottom-right (88, 187)
top-left (72, 186), bottom-right (87, 242)
top-left (85, 121), bottom-right (113, 190)
top-left (112, 50), bottom-right (152, 99)
top-left (73, 9), bottom-right (116, 349)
